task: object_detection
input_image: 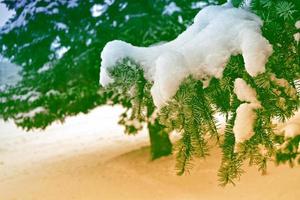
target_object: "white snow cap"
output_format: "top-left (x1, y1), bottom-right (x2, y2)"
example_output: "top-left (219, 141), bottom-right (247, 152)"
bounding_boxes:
top-left (99, 3), bottom-right (272, 108)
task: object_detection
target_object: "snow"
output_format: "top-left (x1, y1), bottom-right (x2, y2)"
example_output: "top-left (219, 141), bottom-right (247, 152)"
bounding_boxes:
top-left (86, 38), bottom-right (92, 46)
top-left (16, 106), bottom-right (47, 119)
top-left (163, 2), bottom-right (182, 15)
top-left (50, 36), bottom-right (70, 59)
top-left (0, 3), bottom-right (15, 27)
top-left (55, 22), bottom-right (68, 30)
top-left (66, 0), bottom-right (79, 9)
top-left (56, 46), bottom-right (70, 59)
top-left (270, 74), bottom-right (297, 98)
top-left (90, 4), bottom-right (108, 18)
top-left (125, 119), bottom-right (143, 130)
top-left (100, 3), bottom-right (272, 108)
top-left (38, 63), bottom-right (52, 73)
top-left (46, 89), bottom-right (60, 96)
top-left (0, 60), bottom-right (22, 88)
top-left (233, 78), bottom-right (259, 104)
top-left (233, 78), bottom-right (261, 144)
top-left (191, 2), bottom-right (208, 9)
top-left (0, 0), bottom-right (79, 33)
top-left (12, 91), bottom-right (41, 102)
top-left (233, 103), bottom-right (260, 144)
top-left (276, 110), bottom-right (300, 138)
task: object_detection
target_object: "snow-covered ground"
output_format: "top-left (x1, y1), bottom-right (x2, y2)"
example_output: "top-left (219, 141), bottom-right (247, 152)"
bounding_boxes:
top-left (1, 106), bottom-right (300, 200)
top-left (0, 106), bottom-right (148, 181)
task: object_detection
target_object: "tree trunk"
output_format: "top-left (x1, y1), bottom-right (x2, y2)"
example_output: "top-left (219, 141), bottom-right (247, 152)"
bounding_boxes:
top-left (148, 120), bottom-right (172, 160)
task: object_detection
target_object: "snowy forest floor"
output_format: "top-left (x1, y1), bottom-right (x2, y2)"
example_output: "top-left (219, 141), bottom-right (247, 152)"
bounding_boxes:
top-left (1, 106), bottom-right (300, 200)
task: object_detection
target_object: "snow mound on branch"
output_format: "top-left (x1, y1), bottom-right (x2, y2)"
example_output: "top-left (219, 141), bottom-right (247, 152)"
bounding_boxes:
top-left (233, 103), bottom-right (261, 144)
top-left (233, 78), bottom-right (261, 144)
top-left (234, 78), bottom-right (260, 104)
top-left (99, 3), bottom-right (272, 108)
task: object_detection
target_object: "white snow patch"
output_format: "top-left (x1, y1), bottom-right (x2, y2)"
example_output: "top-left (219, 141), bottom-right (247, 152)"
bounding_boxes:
top-left (125, 119), bottom-right (142, 130)
top-left (12, 91), bottom-right (41, 102)
top-left (233, 102), bottom-right (261, 144)
top-left (91, 4), bottom-right (108, 17)
top-left (86, 38), bottom-right (92, 46)
top-left (270, 74), bottom-right (297, 98)
top-left (55, 22), bottom-right (68, 30)
top-left (163, 2), bottom-right (181, 15)
top-left (233, 77), bottom-right (261, 144)
top-left (0, 3), bottom-right (15, 27)
top-left (100, 3), bottom-right (272, 109)
top-left (38, 63), bottom-right (52, 73)
top-left (56, 46), bottom-right (70, 59)
top-left (0, 60), bottom-right (22, 88)
top-left (191, 2), bottom-right (208, 9)
top-left (50, 36), bottom-right (61, 50)
top-left (46, 89), bottom-right (60, 96)
top-left (66, 0), bottom-right (79, 8)
top-left (234, 78), bottom-right (259, 104)
top-left (16, 107), bottom-right (47, 119)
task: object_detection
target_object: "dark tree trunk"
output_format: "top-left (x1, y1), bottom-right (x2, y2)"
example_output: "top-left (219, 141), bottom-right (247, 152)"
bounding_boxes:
top-left (148, 119), bottom-right (172, 160)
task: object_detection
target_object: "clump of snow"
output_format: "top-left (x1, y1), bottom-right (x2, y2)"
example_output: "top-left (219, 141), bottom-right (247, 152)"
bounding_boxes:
top-left (100, 3), bottom-right (272, 109)
top-left (12, 91), bottom-right (41, 102)
top-left (86, 38), bottom-right (92, 46)
top-left (66, 0), bottom-right (79, 9)
top-left (275, 110), bottom-right (300, 138)
top-left (233, 78), bottom-right (261, 144)
top-left (38, 63), bottom-right (52, 73)
top-left (56, 46), bottom-right (70, 59)
top-left (50, 36), bottom-right (70, 59)
top-left (234, 78), bottom-right (260, 104)
top-left (16, 107), bottom-right (47, 119)
top-left (233, 103), bottom-right (261, 144)
top-left (270, 74), bottom-right (298, 99)
top-left (191, 2), bottom-right (208, 9)
top-left (163, 2), bottom-right (181, 15)
top-left (46, 90), bottom-right (60, 96)
top-left (55, 22), bottom-right (68, 31)
top-left (91, 4), bottom-right (108, 18)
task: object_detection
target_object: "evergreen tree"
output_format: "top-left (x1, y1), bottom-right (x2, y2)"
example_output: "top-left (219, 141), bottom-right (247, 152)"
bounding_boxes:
top-left (0, 0), bottom-right (299, 185)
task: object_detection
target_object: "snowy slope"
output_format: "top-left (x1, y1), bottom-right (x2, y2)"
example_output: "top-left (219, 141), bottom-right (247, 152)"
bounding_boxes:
top-left (0, 105), bottom-right (148, 180)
